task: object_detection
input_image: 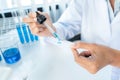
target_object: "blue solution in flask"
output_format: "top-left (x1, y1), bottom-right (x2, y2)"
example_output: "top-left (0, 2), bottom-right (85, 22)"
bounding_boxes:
top-left (2, 48), bottom-right (21, 64)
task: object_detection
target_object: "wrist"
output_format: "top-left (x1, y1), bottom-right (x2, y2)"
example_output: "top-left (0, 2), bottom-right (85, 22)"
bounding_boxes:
top-left (110, 49), bottom-right (120, 67)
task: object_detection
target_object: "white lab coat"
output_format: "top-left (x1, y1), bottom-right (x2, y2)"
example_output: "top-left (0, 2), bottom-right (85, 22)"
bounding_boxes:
top-left (54, 0), bottom-right (120, 79)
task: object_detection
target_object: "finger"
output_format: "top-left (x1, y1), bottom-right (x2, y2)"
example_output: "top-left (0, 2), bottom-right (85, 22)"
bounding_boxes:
top-left (71, 48), bottom-right (79, 59)
top-left (30, 24), bottom-right (46, 34)
top-left (29, 23), bottom-right (37, 29)
top-left (37, 29), bottom-right (51, 37)
top-left (23, 17), bottom-right (36, 23)
top-left (77, 56), bottom-right (93, 71)
top-left (79, 51), bottom-right (91, 57)
top-left (28, 22), bottom-right (44, 30)
top-left (28, 12), bottom-right (36, 18)
top-left (71, 48), bottom-right (96, 73)
top-left (36, 23), bottom-right (46, 28)
top-left (71, 48), bottom-right (94, 67)
top-left (36, 11), bottom-right (42, 14)
top-left (30, 27), bottom-right (42, 35)
top-left (37, 11), bottom-right (48, 16)
top-left (79, 56), bottom-right (98, 74)
top-left (71, 47), bottom-right (93, 62)
top-left (78, 56), bottom-right (90, 64)
top-left (39, 27), bottom-right (45, 32)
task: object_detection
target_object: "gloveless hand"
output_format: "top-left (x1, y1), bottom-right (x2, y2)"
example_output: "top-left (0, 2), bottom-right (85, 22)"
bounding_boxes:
top-left (71, 41), bottom-right (120, 74)
top-left (22, 11), bottom-right (56, 36)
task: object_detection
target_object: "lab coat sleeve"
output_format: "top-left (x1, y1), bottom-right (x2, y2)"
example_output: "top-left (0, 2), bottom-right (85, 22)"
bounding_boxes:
top-left (53, 0), bottom-right (83, 40)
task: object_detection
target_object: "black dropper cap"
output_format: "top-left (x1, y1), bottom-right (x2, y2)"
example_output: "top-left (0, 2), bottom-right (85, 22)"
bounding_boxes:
top-left (0, 14), bottom-right (2, 18)
top-left (36, 12), bottom-right (46, 24)
top-left (56, 5), bottom-right (59, 10)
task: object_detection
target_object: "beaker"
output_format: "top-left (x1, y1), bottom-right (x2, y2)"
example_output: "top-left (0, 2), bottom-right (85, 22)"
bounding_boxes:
top-left (0, 34), bottom-right (21, 64)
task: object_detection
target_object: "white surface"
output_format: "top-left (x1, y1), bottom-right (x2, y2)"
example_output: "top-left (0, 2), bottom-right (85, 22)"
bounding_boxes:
top-left (0, 67), bottom-right (12, 80)
top-left (6, 37), bottom-right (112, 80)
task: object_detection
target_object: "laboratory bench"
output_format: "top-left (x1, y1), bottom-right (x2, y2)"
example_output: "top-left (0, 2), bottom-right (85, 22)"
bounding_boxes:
top-left (0, 36), bottom-right (112, 80)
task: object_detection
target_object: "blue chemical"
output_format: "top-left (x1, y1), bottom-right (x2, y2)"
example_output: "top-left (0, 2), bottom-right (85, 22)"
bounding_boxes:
top-left (35, 36), bottom-right (39, 41)
top-left (28, 26), bottom-right (35, 42)
top-left (16, 23), bottom-right (39, 44)
top-left (0, 55), bottom-right (2, 61)
top-left (53, 32), bottom-right (61, 44)
top-left (22, 24), bottom-right (30, 43)
top-left (2, 48), bottom-right (21, 64)
top-left (16, 24), bottom-right (25, 44)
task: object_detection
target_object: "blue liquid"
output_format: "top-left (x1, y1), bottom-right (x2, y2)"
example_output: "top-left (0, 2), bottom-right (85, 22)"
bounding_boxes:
top-left (35, 36), bottom-right (39, 41)
top-left (0, 55), bottom-right (2, 61)
top-left (16, 25), bottom-right (25, 44)
top-left (16, 23), bottom-right (39, 44)
top-left (53, 33), bottom-right (61, 44)
top-left (28, 26), bottom-right (35, 42)
top-left (2, 48), bottom-right (21, 64)
top-left (22, 24), bottom-right (30, 43)
top-left (27, 24), bottom-right (39, 41)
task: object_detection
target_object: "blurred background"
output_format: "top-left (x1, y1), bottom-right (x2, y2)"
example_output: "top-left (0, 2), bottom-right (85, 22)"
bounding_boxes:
top-left (0, 0), bottom-right (70, 25)
top-left (0, 0), bottom-right (72, 40)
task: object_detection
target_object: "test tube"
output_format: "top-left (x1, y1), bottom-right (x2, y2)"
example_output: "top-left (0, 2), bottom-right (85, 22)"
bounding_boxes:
top-left (0, 48), bottom-right (2, 62)
top-left (30, 0), bottom-right (39, 41)
top-left (13, 0), bottom-right (25, 44)
top-left (1, 8), bottom-right (6, 34)
top-left (0, 5), bottom-right (5, 62)
top-left (11, 9), bottom-right (24, 44)
top-left (0, 55), bottom-right (2, 62)
top-left (16, 0), bottom-right (32, 44)
top-left (24, 9), bottom-right (36, 42)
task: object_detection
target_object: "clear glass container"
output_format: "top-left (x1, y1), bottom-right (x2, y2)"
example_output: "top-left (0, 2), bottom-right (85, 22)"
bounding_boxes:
top-left (0, 33), bottom-right (21, 65)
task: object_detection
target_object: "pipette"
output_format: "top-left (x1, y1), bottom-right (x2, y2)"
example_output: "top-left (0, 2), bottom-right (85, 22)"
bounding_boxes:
top-left (36, 12), bottom-right (61, 43)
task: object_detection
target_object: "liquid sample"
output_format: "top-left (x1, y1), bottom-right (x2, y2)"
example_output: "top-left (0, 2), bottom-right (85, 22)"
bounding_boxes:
top-left (53, 32), bottom-right (61, 44)
top-left (2, 48), bottom-right (21, 64)
top-left (0, 55), bottom-right (2, 61)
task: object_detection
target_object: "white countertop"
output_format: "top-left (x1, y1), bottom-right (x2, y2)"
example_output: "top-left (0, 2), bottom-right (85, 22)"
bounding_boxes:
top-left (1, 37), bottom-right (112, 80)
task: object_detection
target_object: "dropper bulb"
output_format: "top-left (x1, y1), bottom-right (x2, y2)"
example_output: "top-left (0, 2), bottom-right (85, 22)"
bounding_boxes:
top-left (36, 12), bottom-right (46, 24)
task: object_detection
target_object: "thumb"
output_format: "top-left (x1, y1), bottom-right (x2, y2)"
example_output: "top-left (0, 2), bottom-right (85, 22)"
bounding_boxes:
top-left (71, 48), bottom-right (79, 59)
top-left (71, 49), bottom-right (93, 67)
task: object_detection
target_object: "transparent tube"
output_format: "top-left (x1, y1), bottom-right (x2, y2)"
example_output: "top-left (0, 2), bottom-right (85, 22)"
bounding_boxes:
top-left (30, 0), bottom-right (39, 41)
top-left (15, 0), bottom-right (39, 44)
top-left (43, 22), bottom-right (61, 43)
